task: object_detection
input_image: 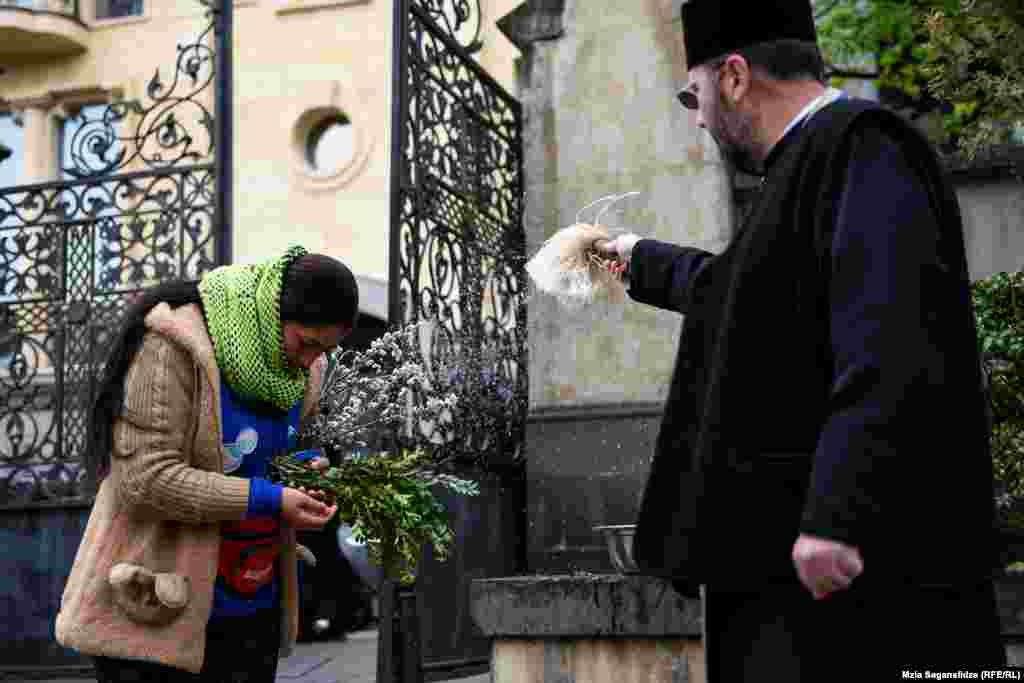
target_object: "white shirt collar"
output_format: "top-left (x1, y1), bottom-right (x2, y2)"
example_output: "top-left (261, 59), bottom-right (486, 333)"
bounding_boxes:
top-left (780, 87), bottom-right (844, 139)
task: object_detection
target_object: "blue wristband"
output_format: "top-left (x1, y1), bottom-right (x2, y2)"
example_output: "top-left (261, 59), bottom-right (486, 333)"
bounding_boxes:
top-left (247, 477), bottom-right (283, 518)
top-left (292, 448), bottom-right (323, 463)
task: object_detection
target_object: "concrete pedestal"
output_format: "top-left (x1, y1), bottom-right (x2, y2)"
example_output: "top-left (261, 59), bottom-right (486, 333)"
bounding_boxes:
top-left (471, 574), bottom-right (704, 683)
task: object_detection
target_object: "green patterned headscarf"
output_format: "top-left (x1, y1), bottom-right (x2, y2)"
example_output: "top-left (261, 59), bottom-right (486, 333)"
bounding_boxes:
top-left (198, 245), bottom-right (309, 411)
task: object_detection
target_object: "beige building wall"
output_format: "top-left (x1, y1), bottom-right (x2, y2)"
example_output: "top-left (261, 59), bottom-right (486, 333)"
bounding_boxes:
top-left (0, 0), bottom-right (522, 311)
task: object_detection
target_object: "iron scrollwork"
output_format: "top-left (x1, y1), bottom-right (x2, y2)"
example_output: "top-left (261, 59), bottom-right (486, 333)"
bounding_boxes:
top-left (0, 2), bottom-right (221, 508)
top-left (0, 166), bottom-right (217, 507)
top-left (411, 0), bottom-right (483, 54)
top-left (392, 1), bottom-right (525, 467)
top-left (382, 4), bottom-right (524, 677)
top-left (63, 10), bottom-right (216, 178)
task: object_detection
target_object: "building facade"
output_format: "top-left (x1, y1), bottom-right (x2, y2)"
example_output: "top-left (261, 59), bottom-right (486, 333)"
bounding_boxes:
top-left (0, 0), bottom-right (522, 673)
top-left (0, 0), bottom-right (521, 314)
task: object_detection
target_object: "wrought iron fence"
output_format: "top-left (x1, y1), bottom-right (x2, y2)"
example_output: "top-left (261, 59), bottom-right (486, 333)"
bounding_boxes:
top-left (0, 166), bottom-right (217, 508)
top-left (0, 1), bottom-right (224, 509)
top-left (389, 0), bottom-right (526, 470)
top-left (384, 1), bottom-right (526, 681)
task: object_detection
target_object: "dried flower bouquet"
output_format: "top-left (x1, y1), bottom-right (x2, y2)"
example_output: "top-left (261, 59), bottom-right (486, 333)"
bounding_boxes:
top-left (271, 324), bottom-right (481, 583)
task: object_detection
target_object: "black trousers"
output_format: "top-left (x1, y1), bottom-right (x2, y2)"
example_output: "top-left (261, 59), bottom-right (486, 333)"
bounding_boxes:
top-left (93, 608), bottom-right (281, 683)
top-left (703, 579), bottom-right (1005, 682)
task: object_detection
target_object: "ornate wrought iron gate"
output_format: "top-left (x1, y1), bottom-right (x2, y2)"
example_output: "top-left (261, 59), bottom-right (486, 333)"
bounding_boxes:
top-left (0, 2), bottom-right (230, 673)
top-left (0, 165), bottom-right (217, 502)
top-left (387, 0), bottom-right (526, 680)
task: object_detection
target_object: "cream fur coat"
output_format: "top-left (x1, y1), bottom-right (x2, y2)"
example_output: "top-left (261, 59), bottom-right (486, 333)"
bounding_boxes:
top-left (55, 302), bottom-right (325, 673)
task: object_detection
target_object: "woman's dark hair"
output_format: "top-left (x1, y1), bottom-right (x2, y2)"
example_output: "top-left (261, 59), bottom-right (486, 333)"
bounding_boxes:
top-left (280, 253), bottom-right (360, 329)
top-left (85, 280), bottom-right (203, 485)
top-left (721, 40), bottom-right (826, 84)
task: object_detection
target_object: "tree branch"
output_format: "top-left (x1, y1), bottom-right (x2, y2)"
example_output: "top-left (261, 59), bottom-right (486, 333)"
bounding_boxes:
top-left (825, 64), bottom-right (881, 79)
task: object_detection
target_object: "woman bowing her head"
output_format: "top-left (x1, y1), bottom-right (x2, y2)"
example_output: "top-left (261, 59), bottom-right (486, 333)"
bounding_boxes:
top-left (57, 245), bottom-right (358, 682)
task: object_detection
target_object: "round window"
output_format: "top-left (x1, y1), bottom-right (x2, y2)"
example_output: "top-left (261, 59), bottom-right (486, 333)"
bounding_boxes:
top-left (305, 114), bottom-right (355, 178)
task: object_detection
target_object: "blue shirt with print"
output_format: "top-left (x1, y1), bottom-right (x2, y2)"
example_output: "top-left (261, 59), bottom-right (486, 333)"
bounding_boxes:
top-left (211, 373), bottom-right (302, 619)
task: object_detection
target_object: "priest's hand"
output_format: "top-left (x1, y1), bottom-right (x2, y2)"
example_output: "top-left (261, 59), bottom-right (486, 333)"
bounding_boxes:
top-left (792, 534), bottom-right (864, 600)
top-left (594, 234), bottom-right (641, 261)
top-left (594, 234), bottom-right (642, 278)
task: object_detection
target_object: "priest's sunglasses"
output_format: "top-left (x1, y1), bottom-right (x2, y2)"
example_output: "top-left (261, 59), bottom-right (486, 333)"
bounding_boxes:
top-left (676, 60), bottom-right (727, 111)
top-left (677, 87), bottom-right (698, 110)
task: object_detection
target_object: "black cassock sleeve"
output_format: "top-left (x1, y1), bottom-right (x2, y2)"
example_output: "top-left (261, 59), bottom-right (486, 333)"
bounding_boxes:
top-left (800, 124), bottom-right (955, 545)
top-left (627, 239), bottom-right (714, 314)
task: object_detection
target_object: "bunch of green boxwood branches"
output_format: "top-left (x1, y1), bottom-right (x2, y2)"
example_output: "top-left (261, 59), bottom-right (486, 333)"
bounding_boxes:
top-left (973, 271), bottom-right (1024, 529)
top-left (272, 448), bottom-right (478, 584)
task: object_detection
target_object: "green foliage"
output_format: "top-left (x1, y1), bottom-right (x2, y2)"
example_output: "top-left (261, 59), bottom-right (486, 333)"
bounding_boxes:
top-left (816, 0), bottom-right (1024, 157)
top-left (973, 272), bottom-right (1024, 358)
top-left (973, 272), bottom-right (1024, 517)
top-left (992, 423), bottom-right (1024, 509)
top-left (272, 449), bottom-right (479, 585)
top-left (922, 0), bottom-right (1024, 159)
top-left (815, 1), bottom-right (939, 120)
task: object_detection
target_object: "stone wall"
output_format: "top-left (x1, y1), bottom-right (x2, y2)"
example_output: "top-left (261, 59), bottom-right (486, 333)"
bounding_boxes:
top-left (513, 0), bottom-right (732, 573)
top-left (957, 175), bottom-right (1024, 282)
top-left (472, 575), bottom-right (705, 683)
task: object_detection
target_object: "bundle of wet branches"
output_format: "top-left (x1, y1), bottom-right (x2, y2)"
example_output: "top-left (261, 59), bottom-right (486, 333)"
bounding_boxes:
top-left (525, 192), bottom-right (639, 311)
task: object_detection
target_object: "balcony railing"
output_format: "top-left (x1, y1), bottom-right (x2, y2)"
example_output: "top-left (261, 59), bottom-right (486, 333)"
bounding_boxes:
top-left (0, 0), bottom-right (87, 63)
top-left (0, 0), bottom-right (79, 20)
top-left (0, 0), bottom-right (79, 19)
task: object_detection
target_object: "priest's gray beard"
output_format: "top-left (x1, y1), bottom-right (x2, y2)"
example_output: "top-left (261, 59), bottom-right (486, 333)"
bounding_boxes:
top-left (706, 89), bottom-right (763, 176)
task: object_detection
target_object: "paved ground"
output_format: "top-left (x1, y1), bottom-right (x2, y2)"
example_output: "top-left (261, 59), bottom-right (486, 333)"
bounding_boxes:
top-left (7, 629), bottom-right (491, 683)
top-left (277, 629), bottom-right (489, 683)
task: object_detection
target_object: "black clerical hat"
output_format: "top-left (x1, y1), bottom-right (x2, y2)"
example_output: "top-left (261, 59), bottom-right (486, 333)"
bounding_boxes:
top-left (681, 0), bottom-right (818, 69)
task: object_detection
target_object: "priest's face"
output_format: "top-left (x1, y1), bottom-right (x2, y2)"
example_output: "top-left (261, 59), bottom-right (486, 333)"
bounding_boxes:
top-left (684, 61), bottom-right (762, 175)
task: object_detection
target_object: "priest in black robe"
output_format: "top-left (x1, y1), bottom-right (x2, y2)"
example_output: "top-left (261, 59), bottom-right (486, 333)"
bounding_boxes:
top-left (597, 0), bottom-right (1007, 678)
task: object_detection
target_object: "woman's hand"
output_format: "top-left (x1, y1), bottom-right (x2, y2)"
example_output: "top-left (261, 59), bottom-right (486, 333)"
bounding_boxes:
top-left (295, 453), bottom-right (332, 502)
top-left (282, 487), bottom-right (336, 530)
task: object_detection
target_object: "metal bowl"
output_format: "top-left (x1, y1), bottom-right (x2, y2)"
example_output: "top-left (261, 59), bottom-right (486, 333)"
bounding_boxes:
top-left (593, 524), bottom-right (638, 573)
